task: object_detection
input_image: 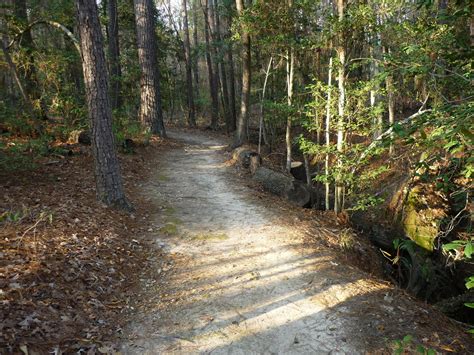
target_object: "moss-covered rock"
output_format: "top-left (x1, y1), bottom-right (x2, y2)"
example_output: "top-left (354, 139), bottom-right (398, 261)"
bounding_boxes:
top-left (401, 186), bottom-right (447, 251)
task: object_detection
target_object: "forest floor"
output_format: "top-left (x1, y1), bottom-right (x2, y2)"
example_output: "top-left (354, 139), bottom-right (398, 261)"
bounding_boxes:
top-left (1, 128), bottom-right (472, 353)
top-left (118, 129), bottom-right (473, 354)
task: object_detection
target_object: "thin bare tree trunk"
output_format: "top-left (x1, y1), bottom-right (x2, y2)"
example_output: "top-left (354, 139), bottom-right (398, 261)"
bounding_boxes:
top-left (202, 0), bottom-right (219, 129)
top-left (224, 7), bottom-right (237, 131)
top-left (192, 0), bottom-right (200, 97)
top-left (334, 0), bottom-right (345, 214)
top-left (386, 72), bottom-right (395, 155)
top-left (325, 56), bottom-right (333, 211)
top-left (259, 56), bottom-right (273, 154)
top-left (182, 0), bottom-right (196, 126)
top-left (76, 0), bottom-right (130, 210)
top-left (234, 0), bottom-right (250, 146)
top-left (285, 47), bottom-right (294, 172)
top-left (213, 0), bottom-right (231, 133)
top-left (134, 0), bottom-right (166, 136)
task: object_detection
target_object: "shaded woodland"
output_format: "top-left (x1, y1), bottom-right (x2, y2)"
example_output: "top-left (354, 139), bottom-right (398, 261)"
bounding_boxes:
top-left (0, 0), bottom-right (473, 352)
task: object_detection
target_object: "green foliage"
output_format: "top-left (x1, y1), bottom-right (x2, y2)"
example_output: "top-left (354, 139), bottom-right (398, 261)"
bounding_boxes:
top-left (393, 334), bottom-right (436, 355)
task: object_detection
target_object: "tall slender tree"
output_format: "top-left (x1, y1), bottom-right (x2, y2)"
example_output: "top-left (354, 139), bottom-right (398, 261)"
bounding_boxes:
top-left (334, 0), bottom-right (346, 213)
top-left (134, 0), bottom-right (166, 136)
top-left (107, 0), bottom-right (122, 110)
top-left (234, 0), bottom-right (250, 146)
top-left (182, 0), bottom-right (196, 126)
top-left (202, 0), bottom-right (219, 129)
top-left (213, 0), bottom-right (232, 133)
top-left (76, 0), bottom-right (130, 209)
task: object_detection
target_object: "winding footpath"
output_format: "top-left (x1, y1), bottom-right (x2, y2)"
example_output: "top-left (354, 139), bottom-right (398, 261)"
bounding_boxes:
top-left (119, 130), bottom-right (471, 354)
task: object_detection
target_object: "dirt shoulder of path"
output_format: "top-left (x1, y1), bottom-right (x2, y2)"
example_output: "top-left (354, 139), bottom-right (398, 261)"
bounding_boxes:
top-left (0, 139), bottom-right (174, 353)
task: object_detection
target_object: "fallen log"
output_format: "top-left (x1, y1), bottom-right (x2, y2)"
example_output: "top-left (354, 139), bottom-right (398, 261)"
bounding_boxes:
top-left (253, 167), bottom-right (310, 207)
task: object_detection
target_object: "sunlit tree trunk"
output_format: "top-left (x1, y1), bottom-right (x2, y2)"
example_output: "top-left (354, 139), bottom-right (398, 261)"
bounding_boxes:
top-left (107, 0), bottom-right (122, 110)
top-left (285, 47), bottom-right (294, 173)
top-left (325, 56), bottom-right (333, 211)
top-left (134, 0), bottom-right (166, 136)
top-left (386, 72), bottom-right (395, 155)
top-left (76, 0), bottom-right (130, 210)
top-left (334, 0), bottom-right (345, 214)
top-left (182, 0), bottom-right (196, 126)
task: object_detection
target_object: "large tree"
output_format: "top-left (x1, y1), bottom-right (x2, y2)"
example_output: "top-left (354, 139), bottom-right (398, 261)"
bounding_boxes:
top-left (76, 0), bottom-right (130, 209)
top-left (134, 0), bottom-right (166, 136)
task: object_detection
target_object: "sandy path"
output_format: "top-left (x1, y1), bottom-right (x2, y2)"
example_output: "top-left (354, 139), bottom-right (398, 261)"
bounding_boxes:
top-left (119, 130), bottom-right (470, 354)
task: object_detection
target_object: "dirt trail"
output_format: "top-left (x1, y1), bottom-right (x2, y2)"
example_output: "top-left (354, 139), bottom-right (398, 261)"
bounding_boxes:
top-left (120, 130), bottom-right (470, 354)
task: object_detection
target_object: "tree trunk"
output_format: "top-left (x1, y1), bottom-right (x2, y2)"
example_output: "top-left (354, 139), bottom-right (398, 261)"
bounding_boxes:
top-left (285, 47), bottom-right (294, 172)
top-left (225, 7), bottom-right (237, 131)
top-left (234, 0), bottom-right (250, 146)
top-left (334, 0), bottom-right (345, 214)
top-left (325, 56), bottom-right (333, 211)
top-left (107, 0), bottom-right (122, 110)
top-left (202, 0), bottom-right (219, 129)
top-left (258, 56), bottom-right (272, 154)
top-left (76, 0), bottom-right (130, 210)
top-left (209, 0), bottom-right (222, 129)
top-left (182, 0), bottom-right (196, 126)
top-left (213, 0), bottom-right (232, 133)
top-left (386, 72), bottom-right (395, 155)
top-left (133, 0), bottom-right (166, 136)
top-left (192, 0), bottom-right (200, 97)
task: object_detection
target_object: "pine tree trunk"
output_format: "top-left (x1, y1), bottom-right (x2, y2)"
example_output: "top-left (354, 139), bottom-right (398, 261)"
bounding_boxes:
top-left (209, 0), bottom-right (221, 129)
top-left (203, 0), bottom-right (219, 129)
top-left (213, 0), bottom-right (232, 133)
top-left (107, 0), bottom-right (122, 110)
top-left (234, 0), bottom-right (250, 146)
top-left (182, 0), bottom-right (196, 126)
top-left (76, 0), bottom-right (130, 210)
top-left (192, 0), bottom-right (200, 98)
top-left (134, 0), bottom-right (166, 136)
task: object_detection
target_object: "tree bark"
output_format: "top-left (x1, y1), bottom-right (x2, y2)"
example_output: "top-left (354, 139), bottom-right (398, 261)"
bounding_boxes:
top-left (192, 0), bottom-right (200, 98)
top-left (334, 0), bottom-right (345, 214)
top-left (386, 72), bottom-right (395, 155)
top-left (182, 0), bottom-right (196, 126)
top-left (107, 0), bottom-right (122, 110)
top-left (76, 0), bottom-right (130, 210)
top-left (285, 47), bottom-right (294, 172)
top-left (234, 0), bottom-right (250, 146)
top-left (224, 6), bottom-right (237, 131)
top-left (208, 0), bottom-right (221, 129)
top-left (202, 0), bottom-right (219, 129)
top-left (325, 56), bottom-right (333, 211)
top-left (134, 0), bottom-right (166, 136)
top-left (213, 0), bottom-right (232, 133)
